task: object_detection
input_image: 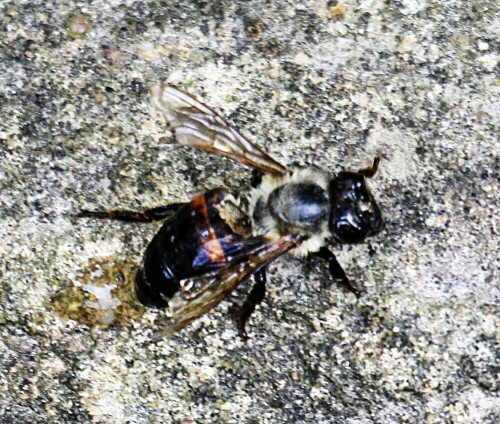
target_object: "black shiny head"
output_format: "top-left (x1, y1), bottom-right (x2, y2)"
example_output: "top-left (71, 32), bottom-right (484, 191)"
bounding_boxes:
top-left (329, 171), bottom-right (384, 244)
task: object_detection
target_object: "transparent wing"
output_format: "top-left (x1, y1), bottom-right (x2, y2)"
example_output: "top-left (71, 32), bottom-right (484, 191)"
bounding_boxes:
top-left (154, 234), bottom-right (300, 338)
top-left (151, 84), bottom-right (287, 176)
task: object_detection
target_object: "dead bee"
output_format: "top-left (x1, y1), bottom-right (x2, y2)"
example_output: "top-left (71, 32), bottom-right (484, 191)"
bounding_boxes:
top-left (78, 84), bottom-right (384, 339)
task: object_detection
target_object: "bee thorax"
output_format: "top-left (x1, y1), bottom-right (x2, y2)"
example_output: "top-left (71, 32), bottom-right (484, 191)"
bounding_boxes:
top-left (268, 183), bottom-right (328, 228)
top-left (249, 169), bottom-right (331, 256)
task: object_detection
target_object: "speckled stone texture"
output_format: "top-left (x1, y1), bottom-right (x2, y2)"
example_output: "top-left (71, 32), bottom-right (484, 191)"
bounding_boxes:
top-left (0, 1), bottom-right (498, 423)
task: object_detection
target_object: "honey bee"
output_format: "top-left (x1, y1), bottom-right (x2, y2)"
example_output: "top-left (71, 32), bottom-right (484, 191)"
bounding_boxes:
top-left (78, 84), bottom-right (384, 339)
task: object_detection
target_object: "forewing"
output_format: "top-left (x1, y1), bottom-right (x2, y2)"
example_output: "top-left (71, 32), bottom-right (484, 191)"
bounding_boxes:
top-left (151, 84), bottom-right (287, 175)
top-left (154, 234), bottom-right (300, 338)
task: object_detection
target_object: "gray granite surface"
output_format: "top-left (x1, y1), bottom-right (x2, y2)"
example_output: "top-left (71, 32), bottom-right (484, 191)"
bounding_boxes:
top-left (0, 1), bottom-right (498, 423)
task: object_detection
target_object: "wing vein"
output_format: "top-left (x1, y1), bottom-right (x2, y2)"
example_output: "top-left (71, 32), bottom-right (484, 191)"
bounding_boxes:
top-left (151, 84), bottom-right (287, 175)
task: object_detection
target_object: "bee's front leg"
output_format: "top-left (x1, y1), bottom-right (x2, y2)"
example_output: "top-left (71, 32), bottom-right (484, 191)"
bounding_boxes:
top-left (313, 247), bottom-right (361, 298)
top-left (236, 267), bottom-right (267, 340)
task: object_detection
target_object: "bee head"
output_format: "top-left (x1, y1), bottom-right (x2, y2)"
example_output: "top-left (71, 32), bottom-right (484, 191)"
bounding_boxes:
top-left (329, 171), bottom-right (384, 244)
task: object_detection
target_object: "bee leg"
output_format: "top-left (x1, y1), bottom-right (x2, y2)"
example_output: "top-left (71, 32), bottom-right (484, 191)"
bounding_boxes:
top-left (76, 203), bottom-right (186, 222)
top-left (236, 268), bottom-right (267, 340)
top-left (251, 169), bottom-right (264, 188)
top-left (314, 247), bottom-right (361, 298)
top-left (358, 157), bottom-right (380, 178)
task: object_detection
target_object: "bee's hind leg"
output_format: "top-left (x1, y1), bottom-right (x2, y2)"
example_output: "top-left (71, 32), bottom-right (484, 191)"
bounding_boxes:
top-left (236, 267), bottom-right (267, 340)
top-left (313, 247), bottom-right (361, 298)
top-left (76, 203), bottom-right (186, 223)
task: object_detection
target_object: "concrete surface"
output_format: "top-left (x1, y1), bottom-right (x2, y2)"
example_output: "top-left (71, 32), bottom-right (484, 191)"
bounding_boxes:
top-left (0, 0), bottom-right (498, 423)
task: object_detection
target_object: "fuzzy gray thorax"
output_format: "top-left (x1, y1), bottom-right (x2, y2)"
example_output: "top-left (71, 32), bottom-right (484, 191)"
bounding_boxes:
top-left (248, 169), bottom-right (331, 257)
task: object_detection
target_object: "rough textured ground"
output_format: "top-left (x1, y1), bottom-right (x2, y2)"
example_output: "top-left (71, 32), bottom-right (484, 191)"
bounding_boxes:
top-left (0, 1), bottom-right (498, 423)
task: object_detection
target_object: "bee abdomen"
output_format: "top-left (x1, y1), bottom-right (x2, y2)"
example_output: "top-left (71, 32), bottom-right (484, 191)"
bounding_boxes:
top-left (134, 262), bottom-right (179, 308)
top-left (134, 227), bottom-right (182, 308)
top-left (133, 189), bottom-right (240, 308)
